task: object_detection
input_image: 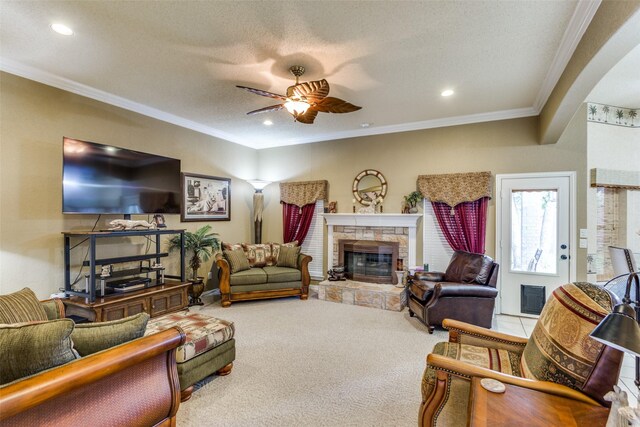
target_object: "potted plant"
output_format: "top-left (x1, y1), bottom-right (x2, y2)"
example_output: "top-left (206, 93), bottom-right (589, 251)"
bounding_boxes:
top-left (168, 225), bottom-right (220, 306)
top-left (404, 191), bottom-right (423, 213)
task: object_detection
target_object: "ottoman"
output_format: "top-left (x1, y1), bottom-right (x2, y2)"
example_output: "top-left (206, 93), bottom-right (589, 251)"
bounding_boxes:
top-left (145, 311), bottom-right (236, 401)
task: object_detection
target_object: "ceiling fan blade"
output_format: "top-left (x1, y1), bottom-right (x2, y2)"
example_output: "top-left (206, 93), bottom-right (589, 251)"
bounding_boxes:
top-left (236, 85), bottom-right (286, 100)
top-left (246, 104), bottom-right (284, 115)
top-left (312, 97), bottom-right (362, 114)
top-left (293, 109), bottom-right (318, 124)
top-left (291, 79), bottom-right (330, 104)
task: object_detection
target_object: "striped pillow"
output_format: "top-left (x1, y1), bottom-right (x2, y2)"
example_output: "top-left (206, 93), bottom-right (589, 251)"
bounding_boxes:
top-left (224, 249), bottom-right (251, 273)
top-left (0, 288), bottom-right (48, 324)
top-left (0, 319), bottom-right (78, 385)
top-left (269, 241), bottom-right (298, 266)
top-left (277, 245), bottom-right (301, 268)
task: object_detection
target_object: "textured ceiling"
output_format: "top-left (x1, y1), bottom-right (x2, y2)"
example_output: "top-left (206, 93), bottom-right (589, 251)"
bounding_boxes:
top-left (0, 1), bottom-right (594, 149)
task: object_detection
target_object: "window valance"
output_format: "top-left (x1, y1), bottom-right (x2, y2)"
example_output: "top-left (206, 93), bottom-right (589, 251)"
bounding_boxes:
top-left (417, 171), bottom-right (492, 208)
top-left (280, 180), bottom-right (328, 207)
top-left (590, 168), bottom-right (640, 190)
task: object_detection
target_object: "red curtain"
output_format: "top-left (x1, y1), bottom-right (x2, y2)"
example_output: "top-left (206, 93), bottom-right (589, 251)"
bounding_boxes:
top-left (282, 202), bottom-right (316, 244)
top-left (432, 197), bottom-right (489, 254)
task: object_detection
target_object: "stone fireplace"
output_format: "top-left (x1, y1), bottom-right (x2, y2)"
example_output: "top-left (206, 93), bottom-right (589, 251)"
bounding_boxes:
top-left (323, 213), bottom-right (422, 283)
top-left (339, 240), bottom-right (399, 284)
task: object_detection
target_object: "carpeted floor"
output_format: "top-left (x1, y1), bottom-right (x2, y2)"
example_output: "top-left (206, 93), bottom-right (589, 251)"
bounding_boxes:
top-left (177, 292), bottom-right (447, 427)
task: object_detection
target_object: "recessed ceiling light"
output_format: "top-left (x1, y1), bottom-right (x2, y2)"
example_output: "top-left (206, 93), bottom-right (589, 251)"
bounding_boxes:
top-left (360, 123), bottom-right (372, 128)
top-left (263, 120), bottom-right (273, 126)
top-left (441, 89), bottom-right (454, 97)
top-left (51, 23), bottom-right (74, 36)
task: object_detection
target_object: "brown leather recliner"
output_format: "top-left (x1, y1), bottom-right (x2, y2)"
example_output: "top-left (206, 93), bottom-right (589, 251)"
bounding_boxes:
top-left (408, 250), bottom-right (499, 333)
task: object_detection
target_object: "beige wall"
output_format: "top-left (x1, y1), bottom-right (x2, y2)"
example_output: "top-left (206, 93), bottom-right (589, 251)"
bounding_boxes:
top-left (258, 114), bottom-right (589, 279)
top-left (0, 73), bottom-right (258, 298)
top-left (0, 71), bottom-right (593, 300)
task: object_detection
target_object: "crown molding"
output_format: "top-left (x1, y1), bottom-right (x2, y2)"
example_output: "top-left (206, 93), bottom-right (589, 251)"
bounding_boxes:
top-left (0, 58), bottom-right (536, 150)
top-left (0, 58), bottom-right (254, 148)
top-left (533, 0), bottom-right (601, 113)
top-left (264, 107), bottom-right (538, 149)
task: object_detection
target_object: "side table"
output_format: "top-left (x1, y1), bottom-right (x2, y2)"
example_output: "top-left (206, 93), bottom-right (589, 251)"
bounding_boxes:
top-left (468, 377), bottom-right (610, 427)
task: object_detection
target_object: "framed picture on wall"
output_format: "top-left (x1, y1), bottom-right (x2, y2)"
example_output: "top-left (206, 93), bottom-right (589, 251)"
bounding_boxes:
top-left (181, 173), bottom-right (231, 222)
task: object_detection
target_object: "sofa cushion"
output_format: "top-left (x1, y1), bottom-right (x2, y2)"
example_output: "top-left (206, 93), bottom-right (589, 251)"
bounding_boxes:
top-left (520, 282), bottom-right (615, 395)
top-left (145, 312), bottom-right (235, 363)
top-left (0, 319), bottom-right (78, 385)
top-left (229, 268), bottom-right (268, 286)
top-left (0, 287), bottom-right (48, 324)
top-left (224, 249), bottom-right (251, 273)
top-left (277, 245), bottom-right (300, 268)
top-left (444, 251), bottom-right (485, 283)
top-left (242, 243), bottom-right (271, 268)
top-left (263, 266), bottom-right (302, 283)
top-left (422, 341), bottom-right (521, 400)
top-left (230, 282), bottom-right (302, 293)
top-left (71, 312), bottom-right (149, 357)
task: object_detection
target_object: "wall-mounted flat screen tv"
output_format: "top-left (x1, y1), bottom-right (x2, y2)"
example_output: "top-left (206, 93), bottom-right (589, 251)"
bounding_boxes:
top-left (63, 137), bottom-right (181, 214)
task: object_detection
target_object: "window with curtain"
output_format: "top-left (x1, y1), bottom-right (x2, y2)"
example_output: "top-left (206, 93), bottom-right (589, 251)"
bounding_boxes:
top-left (422, 199), bottom-right (454, 272)
top-left (418, 171), bottom-right (492, 255)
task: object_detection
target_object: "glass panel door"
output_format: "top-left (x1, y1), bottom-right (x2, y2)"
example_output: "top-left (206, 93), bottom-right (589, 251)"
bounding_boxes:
top-left (510, 190), bottom-right (558, 275)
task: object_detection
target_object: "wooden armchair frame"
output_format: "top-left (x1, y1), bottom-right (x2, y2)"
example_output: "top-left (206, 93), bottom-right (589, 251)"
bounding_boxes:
top-left (419, 319), bottom-right (603, 426)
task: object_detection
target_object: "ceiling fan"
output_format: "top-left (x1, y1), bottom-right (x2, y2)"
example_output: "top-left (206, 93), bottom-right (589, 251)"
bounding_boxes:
top-left (236, 65), bottom-right (362, 124)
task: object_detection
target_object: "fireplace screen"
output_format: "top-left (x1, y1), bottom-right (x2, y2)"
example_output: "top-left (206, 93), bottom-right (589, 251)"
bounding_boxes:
top-left (339, 240), bottom-right (399, 284)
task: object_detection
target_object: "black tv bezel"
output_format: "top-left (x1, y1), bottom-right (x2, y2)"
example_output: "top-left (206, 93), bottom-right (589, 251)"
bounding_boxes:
top-left (62, 137), bottom-right (181, 215)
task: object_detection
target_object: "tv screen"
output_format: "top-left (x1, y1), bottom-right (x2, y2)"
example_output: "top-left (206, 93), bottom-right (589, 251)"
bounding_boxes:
top-left (63, 137), bottom-right (181, 214)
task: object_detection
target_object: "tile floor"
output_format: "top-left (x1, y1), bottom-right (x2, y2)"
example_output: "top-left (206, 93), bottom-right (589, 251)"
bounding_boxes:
top-left (493, 314), bottom-right (638, 402)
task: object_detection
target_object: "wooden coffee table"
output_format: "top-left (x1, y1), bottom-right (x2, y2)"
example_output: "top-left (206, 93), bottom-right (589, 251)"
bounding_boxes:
top-left (468, 377), bottom-right (610, 427)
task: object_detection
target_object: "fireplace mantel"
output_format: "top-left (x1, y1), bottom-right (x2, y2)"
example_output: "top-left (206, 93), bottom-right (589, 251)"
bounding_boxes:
top-left (322, 213), bottom-right (422, 271)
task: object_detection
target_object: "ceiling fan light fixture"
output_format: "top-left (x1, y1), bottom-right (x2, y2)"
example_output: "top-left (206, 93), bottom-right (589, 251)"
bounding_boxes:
top-left (284, 99), bottom-right (310, 115)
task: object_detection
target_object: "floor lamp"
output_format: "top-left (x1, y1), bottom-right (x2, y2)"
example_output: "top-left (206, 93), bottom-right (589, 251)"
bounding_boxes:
top-left (247, 180), bottom-right (270, 244)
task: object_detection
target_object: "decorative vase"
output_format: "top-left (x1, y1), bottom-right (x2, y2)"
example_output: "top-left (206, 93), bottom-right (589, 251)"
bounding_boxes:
top-left (409, 205), bottom-right (418, 214)
top-left (395, 271), bottom-right (405, 288)
top-left (189, 277), bottom-right (205, 306)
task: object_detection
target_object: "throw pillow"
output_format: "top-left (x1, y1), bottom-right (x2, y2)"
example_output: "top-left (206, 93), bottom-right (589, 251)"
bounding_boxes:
top-left (0, 287), bottom-right (48, 324)
top-left (222, 242), bottom-right (243, 252)
top-left (0, 319), bottom-right (78, 385)
top-left (71, 312), bottom-right (150, 357)
top-left (269, 241), bottom-right (298, 266)
top-left (277, 245), bottom-right (301, 268)
top-left (224, 249), bottom-right (251, 273)
top-left (242, 243), bottom-right (270, 267)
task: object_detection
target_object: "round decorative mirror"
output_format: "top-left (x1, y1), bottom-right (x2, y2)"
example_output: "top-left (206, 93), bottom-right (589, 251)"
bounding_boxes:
top-left (352, 169), bottom-right (388, 205)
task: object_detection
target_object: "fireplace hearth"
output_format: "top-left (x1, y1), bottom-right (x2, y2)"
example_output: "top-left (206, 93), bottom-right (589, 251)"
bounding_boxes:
top-left (339, 240), bottom-right (399, 284)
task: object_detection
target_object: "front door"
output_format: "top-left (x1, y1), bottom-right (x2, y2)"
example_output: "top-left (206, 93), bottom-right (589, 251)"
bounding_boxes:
top-left (496, 173), bottom-right (574, 316)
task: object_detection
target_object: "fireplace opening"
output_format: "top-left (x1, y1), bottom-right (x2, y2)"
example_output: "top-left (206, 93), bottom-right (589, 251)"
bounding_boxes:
top-left (339, 240), bottom-right (399, 284)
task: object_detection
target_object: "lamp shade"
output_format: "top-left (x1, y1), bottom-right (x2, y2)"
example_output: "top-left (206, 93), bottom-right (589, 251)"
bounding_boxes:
top-left (284, 100), bottom-right (310, 115)
top-left (590, 303), bottom-right (640, 357)
top-left (247, 180), bottom-right (271, 191)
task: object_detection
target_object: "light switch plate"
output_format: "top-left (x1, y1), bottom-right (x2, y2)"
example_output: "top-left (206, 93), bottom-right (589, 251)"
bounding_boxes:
top-left (579, 238), bottom-right (588, 248)
top-left (579, 228), bottom-right (588, 238)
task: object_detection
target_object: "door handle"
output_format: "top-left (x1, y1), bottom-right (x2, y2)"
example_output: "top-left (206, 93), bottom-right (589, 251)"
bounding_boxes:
top-left (560, 255), bottom-right (568, 260)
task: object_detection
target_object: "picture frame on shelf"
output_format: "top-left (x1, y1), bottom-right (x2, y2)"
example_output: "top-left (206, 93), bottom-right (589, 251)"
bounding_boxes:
top-left (181, 173), bottom-right (231, 222)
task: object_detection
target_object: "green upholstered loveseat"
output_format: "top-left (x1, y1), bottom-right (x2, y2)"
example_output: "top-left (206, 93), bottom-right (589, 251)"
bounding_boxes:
top-left (216, 242), bottom-right (311, 307)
